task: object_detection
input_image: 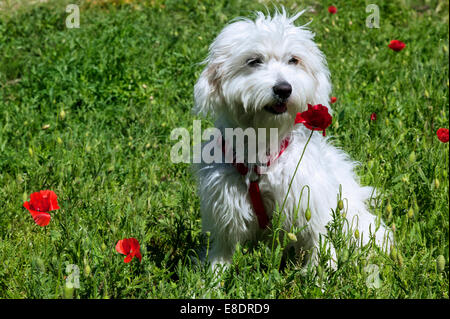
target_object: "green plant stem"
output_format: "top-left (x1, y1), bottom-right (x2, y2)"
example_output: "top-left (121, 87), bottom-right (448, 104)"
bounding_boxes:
top-left (279, 130), bottom-right (314, 216)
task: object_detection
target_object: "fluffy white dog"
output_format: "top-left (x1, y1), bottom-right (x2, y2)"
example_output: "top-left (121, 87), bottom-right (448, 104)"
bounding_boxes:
top-left (192, 9), bottom-right (392, 267)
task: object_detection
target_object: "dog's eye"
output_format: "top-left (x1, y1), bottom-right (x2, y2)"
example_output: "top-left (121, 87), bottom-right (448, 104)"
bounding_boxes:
top-left (247, 57), bottom-right (263, 67)
top-left (288, 57), bottom-right (300, 65)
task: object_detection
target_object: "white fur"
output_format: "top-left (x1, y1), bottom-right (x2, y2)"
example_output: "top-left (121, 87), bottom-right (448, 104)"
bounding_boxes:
top-left (192, 9), bottom-right (392, 267)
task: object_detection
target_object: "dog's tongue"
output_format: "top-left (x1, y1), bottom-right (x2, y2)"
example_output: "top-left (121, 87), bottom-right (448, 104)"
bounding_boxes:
top-left (273, 103), bottom-right (287, 113)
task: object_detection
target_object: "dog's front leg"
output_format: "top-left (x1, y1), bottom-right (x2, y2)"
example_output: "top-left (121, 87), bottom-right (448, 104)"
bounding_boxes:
top-left (198, 173), bottom-right (257, 269)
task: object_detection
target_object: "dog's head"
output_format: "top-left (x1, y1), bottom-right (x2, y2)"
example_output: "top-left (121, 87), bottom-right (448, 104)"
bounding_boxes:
top-left (194, 9), bottom-right (332, 139)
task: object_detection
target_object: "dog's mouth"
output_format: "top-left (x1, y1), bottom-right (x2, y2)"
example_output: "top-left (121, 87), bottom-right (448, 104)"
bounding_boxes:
top-left (264, 102), bottom-right (288, 115)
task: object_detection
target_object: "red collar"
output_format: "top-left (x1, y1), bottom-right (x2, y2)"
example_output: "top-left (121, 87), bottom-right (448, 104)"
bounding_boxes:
top-left (222, 136), bottom-right (291, 229)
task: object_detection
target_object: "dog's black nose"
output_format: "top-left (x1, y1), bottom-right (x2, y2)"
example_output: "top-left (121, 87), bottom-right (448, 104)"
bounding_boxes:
top-left (273, 82), bottom-right (292, 99)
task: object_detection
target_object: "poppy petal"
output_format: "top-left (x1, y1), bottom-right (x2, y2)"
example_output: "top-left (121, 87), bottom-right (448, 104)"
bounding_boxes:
top-left (129, 238), bottom-right (142, 262)
top-left (29, 192), bottom-right (48, 212)
top-left (328, 6), bottom-right (337, 14)
top-left (32, 213), bottom-right (51, 227)
top-left (437, 128), bottom-right (449, 143)
top-left (295, 104), bottom-right (332, 134)
top-left (388, 40), bottom-right (405, 52)
top-left (41, 190), bottom-right (60, 211)
top-left (128, 238), bottom-right (140, 248)
top-left (124, 254), bottom-right (133, 263)
top-left (27, 190), bottom-right (60, 213)
top-left (116, 238), bottom-right (142, 263)
top-left (115, 239), bottom-right (131, 255)
top-left (24, 201), bottom-right (51, 226)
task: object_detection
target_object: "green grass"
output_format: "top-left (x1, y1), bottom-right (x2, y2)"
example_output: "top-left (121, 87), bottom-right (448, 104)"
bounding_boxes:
top-left (0, 0), bottom-right (448, 298)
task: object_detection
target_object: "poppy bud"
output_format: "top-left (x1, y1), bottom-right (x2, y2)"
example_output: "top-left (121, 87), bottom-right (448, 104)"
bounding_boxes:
top-left (386, 203), bottom-right (393, 220)
top-left (64, 286), bottom-right (74, 299)
top-left (397, 253), bottom-right (404, 267)
top-left (437, 255), bottom-right (445, 273)
top-left (392, 223), bottom-right (396, 232)
top-left (317, 265), bottom-right (323, 279)
top-left (386, 203), bottom-right (392, 214)
top-left (101, 243), bottom-right (107, 251)
top-left (434, 178), bottom-right (440, 189)
top-left (407, 207), bottom-right (414, 219)
top-left (408, 151), bottom-right (416, 163)
top-left (287, 233), bottom-right (297, 242)
top-left (85, 264), bottom-right (91, 277)
top-left (354, 229), bottom-right (359, 239)
top-left (338, 200), bottom-right (344, 211)
top-left (84, 257), bottom-right (91, 277)
top-left (42, 124), bottom-right (50, 130)
top-left (341, 249), bottom-right (349, 262)
top-left (391, 247), bottom-right (398, 261)
top-left (57, 137), bottom-right (63, 144)
top-left (60, 109), bottom-right (66, 120)
top-left (28, 147), bottom-right (33, 157)
top-left (305, 208), bottom-right (311, 221)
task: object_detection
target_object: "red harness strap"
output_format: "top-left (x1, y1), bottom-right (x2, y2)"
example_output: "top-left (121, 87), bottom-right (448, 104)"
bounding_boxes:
top-left (222, 136), bottom-right (291, 229)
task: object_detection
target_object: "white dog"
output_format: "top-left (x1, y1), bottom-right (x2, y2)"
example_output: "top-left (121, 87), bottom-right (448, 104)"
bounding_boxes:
top-left (192, 9), bottom-right (392, 268)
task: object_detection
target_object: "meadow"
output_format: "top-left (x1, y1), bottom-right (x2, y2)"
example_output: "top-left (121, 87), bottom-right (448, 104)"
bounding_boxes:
top-left (0, 0), bottom-right (448, 298)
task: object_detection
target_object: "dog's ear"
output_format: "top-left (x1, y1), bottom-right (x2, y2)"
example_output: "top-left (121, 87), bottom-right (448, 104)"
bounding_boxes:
top-left (193, 62), bottom-right (222, 117)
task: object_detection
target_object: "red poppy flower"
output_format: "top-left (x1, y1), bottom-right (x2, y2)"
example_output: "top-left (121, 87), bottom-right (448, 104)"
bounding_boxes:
top-left (437, 128), bottom-right (449, 143)
top-left (23, 190), bottom-right (60, 227)
top-left (388, 40), bottom-right (405, 52)
top-left (370, 113), bottom-right (377, 121)
top-left (330, 97), bottom-right (337, 104)
top-left (295, 104), bottom-right (332, 136)
top-left (115, 238), bottom-right (142, 263)
top-left (328, 6), bottom-right (337, 14)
